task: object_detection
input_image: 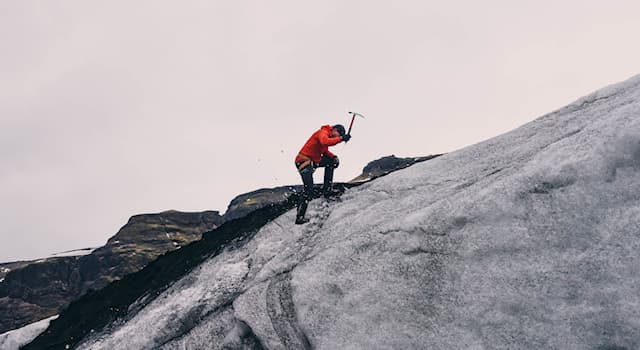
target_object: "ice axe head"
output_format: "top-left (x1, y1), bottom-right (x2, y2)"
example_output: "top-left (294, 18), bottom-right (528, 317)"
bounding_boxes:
top-left (347, 111), bottom-right (365, 136)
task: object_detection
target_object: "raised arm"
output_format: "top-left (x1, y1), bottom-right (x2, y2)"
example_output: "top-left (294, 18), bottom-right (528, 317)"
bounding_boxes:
top-left (318, 129), bottom-right (343, 147)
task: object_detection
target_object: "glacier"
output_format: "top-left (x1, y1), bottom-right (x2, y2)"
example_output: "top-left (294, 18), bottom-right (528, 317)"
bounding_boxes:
top-left (36, 75), bottom-right (640, 349)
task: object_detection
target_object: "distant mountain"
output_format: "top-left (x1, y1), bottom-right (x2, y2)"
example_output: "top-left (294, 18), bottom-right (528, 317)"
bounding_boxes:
top-left (0, 210), bottom-right (223, 334)
top-left (24, 74), bottom-right (640, 349)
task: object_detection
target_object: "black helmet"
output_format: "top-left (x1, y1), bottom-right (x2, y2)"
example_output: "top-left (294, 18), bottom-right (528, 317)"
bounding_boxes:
top-left (333, 124), bottom-right (346, 137)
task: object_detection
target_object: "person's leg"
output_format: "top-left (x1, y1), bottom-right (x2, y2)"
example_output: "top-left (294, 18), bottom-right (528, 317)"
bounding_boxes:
top-left (318, 155), bottom-right (338, 196)
top-left (296, 200), bottom-right (309, 224)
top-left (295, 162), bottom-right (314, 224)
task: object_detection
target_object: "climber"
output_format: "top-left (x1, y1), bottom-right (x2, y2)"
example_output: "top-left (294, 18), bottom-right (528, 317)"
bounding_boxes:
top-left (294, 124), bottom-right (351, 224)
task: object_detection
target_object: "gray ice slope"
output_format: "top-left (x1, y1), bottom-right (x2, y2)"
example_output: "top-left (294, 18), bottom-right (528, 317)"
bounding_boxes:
top-left (79, 75), bottom-right (640, 349)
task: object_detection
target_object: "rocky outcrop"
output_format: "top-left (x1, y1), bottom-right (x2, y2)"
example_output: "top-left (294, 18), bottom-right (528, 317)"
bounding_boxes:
top-left (81, 210), bottom-right (223, 289)
top-left (350, 154), bottom-right (442, 182)
top-left (224, 187), bottom-right (298, 222)
top-left (0, 210), bottom-right (223, 334)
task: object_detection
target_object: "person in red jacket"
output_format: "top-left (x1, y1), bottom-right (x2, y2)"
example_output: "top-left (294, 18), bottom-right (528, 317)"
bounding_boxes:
top-left (294, 124), bottom-right (351, 224)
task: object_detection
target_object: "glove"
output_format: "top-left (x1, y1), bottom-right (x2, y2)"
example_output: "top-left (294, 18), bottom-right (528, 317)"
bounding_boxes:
top-left (332, 156), bottom-right (340, 168)
top-left (342, 134), bottom-right (351, 142)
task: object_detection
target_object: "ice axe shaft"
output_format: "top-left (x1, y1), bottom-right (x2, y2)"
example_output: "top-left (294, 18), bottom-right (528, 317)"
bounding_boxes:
top-left (347, 111), bottom-right (365, 136)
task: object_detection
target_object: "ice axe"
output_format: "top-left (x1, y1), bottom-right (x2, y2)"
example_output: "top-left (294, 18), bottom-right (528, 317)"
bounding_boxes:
top-left (346, 111), bottom-right (365, 141)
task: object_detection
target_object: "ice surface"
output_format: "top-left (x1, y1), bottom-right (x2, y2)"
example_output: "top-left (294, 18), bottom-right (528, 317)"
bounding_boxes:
top-left (77, 74), bottom-right (640, 349)
top-left (80, 254), bottom-right (251, 349)
top-left (0, 316), bottom-right (58, 350)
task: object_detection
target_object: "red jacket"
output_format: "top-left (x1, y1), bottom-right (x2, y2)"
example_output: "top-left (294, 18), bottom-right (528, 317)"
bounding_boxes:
top-left (296, 125), bottom-right (342, 163)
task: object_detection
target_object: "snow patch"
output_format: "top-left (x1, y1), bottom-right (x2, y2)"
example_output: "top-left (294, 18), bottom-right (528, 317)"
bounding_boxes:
top-left (78, 258), bottom-right (250, 349)
top-left (50, 247), bottom-right (97, 258)
top-left (0, 315), bottom-right (58, 350)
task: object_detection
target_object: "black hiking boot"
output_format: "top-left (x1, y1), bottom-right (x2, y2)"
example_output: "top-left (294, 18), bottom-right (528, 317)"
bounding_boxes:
top-left (295, 217), bottom-right (310, 225)
top-left (295, 199), bottom-right (309, 224)
top-left (322, 187), bottom-right (343, 200)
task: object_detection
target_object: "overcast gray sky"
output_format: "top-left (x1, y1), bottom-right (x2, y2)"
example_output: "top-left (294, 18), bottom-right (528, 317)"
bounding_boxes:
top-left (1, 0), bottom-right (639, 262)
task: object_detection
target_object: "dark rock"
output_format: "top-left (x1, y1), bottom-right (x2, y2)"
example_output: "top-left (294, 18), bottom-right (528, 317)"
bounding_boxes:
top-left (0, 297), bottom-right (56, 334)
top-left (350, 154), bottom-right (442, 182)
top-left (224, 187), bottom-right (298, 222)
top-left (0, 210), bottom-right (223, 334)
top-left (0, 261), bottom-right (32, 281)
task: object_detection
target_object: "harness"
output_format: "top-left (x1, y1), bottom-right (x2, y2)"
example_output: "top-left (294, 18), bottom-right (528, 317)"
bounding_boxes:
top-left (296, 153), bottom-right (314, 172)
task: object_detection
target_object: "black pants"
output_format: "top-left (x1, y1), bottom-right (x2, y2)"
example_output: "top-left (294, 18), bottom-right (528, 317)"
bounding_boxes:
top-left (294, 155), bottom-right (338, 219)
